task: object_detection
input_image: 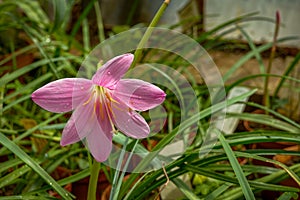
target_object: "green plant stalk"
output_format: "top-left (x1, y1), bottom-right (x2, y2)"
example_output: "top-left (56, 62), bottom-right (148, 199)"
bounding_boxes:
top-left (51, 0), bottom-right (68, 32)
top-left (0, 86), bottom-right (3, 128)
top-left (82, 18), bottom-right (90, 53)
top-left (236, 25), bottom-right (266, 80)
top-left (109, 137), bottom-right (129, 200)
top-left (172, 178), bottom-right (199, 199)
top-left (227, 73), bottom-right (300, 94)
top-left (21, 22), bottom-right (60, 79)
top-left (26, 168), bottom-right (90, 195)
top-left (119, 90), bottom-right (257, 199)
top-left (9, 39), bottom-right (17, 71)
top-left (245, 101), bottom-right (300, 129)
top-left (274, 52), bottom-right (300, 98)
top-left (217, 159), bottom-right (300, 199)
top-left (94, 1), bottom-right (105, 43)
top-left (223, 36), bottom-right (298, 82)
top-left (124, 147), bottom-right (300, 199)
top-left (263, 11), bottom-right (280, 110)
top-left (217, 130), bottom-right (255, 200)
top-left (0, 132), bottom-right (73, 200)
top-left (115, 140), bottom-right (139, 200)
top-left (235, 152), bottom-right (300, 186)
top-left (69, 0), bottom-right (96, 48)
top-left (87, 160), bottom-right (101, 200)
top-left (131, 0), bottom-right (170, 67)
top-left (126, 0), bottom-right (140, 25)
top-left (0, 113), bottom-right (64, 155)
top-left (278, 192), bottom-right (299, 200)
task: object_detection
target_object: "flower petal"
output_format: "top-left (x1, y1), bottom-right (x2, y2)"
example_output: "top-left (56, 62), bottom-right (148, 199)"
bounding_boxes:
top-left (61, 95), bottom-right (114, 162)
top-left (60, 117), bottom-right (81, 146)
top-left (112, 100), bottom-right (150, 139)
top-left (60, 98), bottom-right (96, 146)
top-left (92, 53), bottom-right (133, 89)
top-left (32, 78), bottom-right (93, 113)
top-left (86, 124), bottom-right (113, 162)
top-left (114, 79), bottom-right (166, 111)
top-left (86, 105), bottom-right (113, 162)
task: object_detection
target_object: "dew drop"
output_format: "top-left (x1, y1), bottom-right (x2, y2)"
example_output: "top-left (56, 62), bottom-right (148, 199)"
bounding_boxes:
top-left (81, 86), bottom-right (84, 90)
top-left (107, 71), bottom-right (111, 75)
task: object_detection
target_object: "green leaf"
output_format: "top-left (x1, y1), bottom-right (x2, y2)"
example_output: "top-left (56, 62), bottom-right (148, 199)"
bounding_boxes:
top-left (223, 36), bottom-right (299, 82)
top-left (217, 131), bottom-right (255, 200)
top-left (51, 0), bottom-right (68, 32)
top-left (0, 165), bottom-right (31, 188)
top-left (0, 132), bottom-right (73, 199)
top-left (277, 192), bottom-right (299, 200)
top-left (120, 90), bottom-right (257, 199)
top-left (172, 177), bottom-right (199, 200)
top-left (227, 112), bottom-right (300, 133)
top-left (0, 57), bottom-right (74, 87)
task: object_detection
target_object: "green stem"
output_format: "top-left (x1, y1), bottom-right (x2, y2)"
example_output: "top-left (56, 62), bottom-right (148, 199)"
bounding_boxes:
top-left (94, 0), bottom-right (105, 43)
top-left (109, 137), bottom-right (129, 200)
top-left (131, 0), bottom-right (170, 67)
top-left (263, 11), bottom-right (280, 110)
top-left (273, 52), bottom-right (300, 98)
top-left (87, 159), bottom-right (101, 200)
top-left (114, 140), bottom-right (139, 200)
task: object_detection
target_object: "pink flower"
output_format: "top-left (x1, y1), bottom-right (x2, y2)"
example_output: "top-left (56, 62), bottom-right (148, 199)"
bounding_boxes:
top-left (31, 53), bottom-right (166, 162)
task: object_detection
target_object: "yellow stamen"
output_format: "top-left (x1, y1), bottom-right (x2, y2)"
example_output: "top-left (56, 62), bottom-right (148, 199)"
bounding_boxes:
top-left (83, 90), bottom-right (96, 106)
top-left (82, 85), bottom-right (122, 135)
top-left (105, 92), bottom-right (119, 104)
top-left (98, 102), bottom-right (104, 120)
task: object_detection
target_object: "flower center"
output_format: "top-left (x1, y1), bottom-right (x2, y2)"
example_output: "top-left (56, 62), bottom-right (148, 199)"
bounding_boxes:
top-left (83, 85), bottom-right (118, 133)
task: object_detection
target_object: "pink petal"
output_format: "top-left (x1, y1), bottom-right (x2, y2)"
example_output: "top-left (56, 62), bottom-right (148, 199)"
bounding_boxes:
top-left (86, 125), bottom-right (113, 162)
top-left (60, 98), bottom-right (96, 146)
top-left (112, 100), bottom-right (150, 139)
top-left (60, 117), bottom-right (81, 146)
top-left (85, 105), bottom-right (113, 162)
top-left (61, 95), bottom-right (114, 162)
top-left (32, 78), bottom-right (93, 113)
top-left (92, 54), bottom-right (133, 89)
top-left (113, 79), bottom-right (166, 111)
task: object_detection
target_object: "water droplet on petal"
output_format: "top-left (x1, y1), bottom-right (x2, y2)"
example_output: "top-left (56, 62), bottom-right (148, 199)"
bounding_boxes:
top-left (81, 86), bottom-right (84, 90)
top-left (107, 71), bottom-right (111, 75)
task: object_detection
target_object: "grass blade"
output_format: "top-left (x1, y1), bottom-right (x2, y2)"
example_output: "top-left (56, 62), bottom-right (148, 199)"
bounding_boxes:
top-left (172, 178), bottom-right (199, 200)
top-left (274, 52), bottom-right (300, 97)
top-left (217, 130), bottom-right (255, 200)
top-left (0, 132), bottom-right (73, 199)
top-left (277, 192), bottom-right (299, 200)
